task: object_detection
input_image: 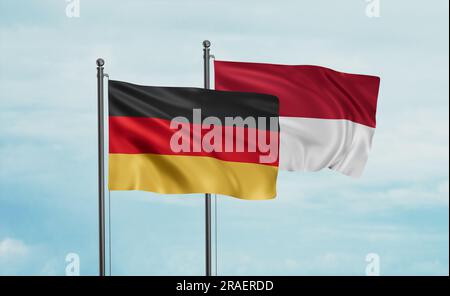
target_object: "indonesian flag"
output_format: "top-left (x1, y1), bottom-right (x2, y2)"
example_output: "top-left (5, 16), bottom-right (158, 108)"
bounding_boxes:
top-left (214, 60), bottom-right (380, 178)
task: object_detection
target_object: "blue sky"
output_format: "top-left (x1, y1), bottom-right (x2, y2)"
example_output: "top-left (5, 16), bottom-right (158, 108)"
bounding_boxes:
top-left (0, 0), bottom-right (448, 275)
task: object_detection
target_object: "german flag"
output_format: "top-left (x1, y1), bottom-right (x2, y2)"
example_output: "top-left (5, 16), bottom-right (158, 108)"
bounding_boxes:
top-left (108, 80), bottom-right (279, 200)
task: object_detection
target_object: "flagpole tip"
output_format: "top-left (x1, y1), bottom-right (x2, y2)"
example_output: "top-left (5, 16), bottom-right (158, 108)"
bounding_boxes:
top-left (96, 58), bottom-right (105, 67)
top-left (202, 40), bottom-right (211, 48)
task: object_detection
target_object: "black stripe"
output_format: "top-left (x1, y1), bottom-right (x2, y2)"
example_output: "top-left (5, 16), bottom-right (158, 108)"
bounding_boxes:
top-left (108, 81), bottom-right (279, 128)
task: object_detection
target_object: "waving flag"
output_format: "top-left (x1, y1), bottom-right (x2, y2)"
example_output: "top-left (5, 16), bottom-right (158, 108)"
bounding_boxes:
top-left (214, 60), bottom-right (380, 178)
top-left (108, 80), bottom-right (280, 199)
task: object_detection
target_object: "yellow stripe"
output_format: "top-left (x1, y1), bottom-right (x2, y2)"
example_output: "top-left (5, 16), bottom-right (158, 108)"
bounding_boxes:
top-left (108, 153), bottom-right (278, 200)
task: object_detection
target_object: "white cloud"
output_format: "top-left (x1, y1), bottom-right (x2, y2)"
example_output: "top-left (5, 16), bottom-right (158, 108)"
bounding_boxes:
top-left (0, 237), bottom-right (28, 260)
top-left (0, 237), bottom-right (64, 275)
top-left (0, 237), bottom-right (30, 275)
top-left (438, 180), bottom-right (449, 195)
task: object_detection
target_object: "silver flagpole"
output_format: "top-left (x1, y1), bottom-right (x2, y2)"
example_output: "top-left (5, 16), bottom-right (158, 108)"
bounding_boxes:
top-left (96, 58), bottom-right (106, 276)
top-left (202, 40), bottom-right (212, 276)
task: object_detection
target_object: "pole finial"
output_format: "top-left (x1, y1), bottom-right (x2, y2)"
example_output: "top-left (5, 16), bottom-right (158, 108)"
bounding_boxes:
top-left (96, 58), bottom-right (105, 67)
top-left (202, 40), bottom-right (211, 48)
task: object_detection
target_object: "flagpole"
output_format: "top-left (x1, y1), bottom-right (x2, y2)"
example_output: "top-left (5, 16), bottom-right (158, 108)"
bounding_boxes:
top-left (203, 40), bottom-right (212, 276)
top-left (96, 58), bottom-right (106, 276)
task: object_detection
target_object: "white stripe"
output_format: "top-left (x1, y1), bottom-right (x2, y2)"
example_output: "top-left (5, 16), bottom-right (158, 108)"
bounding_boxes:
top-left (279, 117), bottom-right (375, 178)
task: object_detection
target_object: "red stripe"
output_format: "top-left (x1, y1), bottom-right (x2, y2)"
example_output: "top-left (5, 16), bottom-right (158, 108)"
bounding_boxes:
top-left (109, 116), bottom-right (279, 166)
top-left (214, 61), bottom-right (380, 128)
